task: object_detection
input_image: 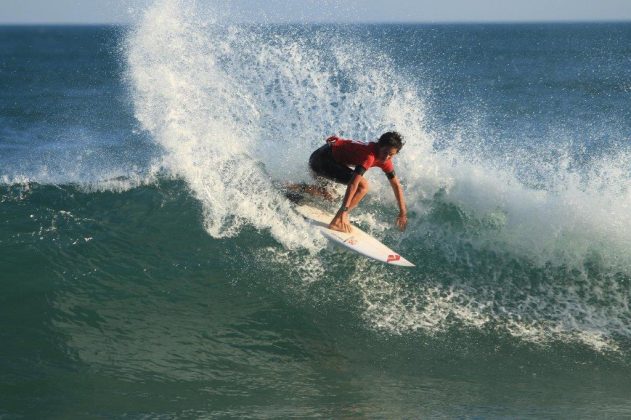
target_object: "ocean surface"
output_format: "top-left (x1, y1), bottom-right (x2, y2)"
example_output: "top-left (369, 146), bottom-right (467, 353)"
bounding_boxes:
top-left (2, 1), bottom-right (631, 418)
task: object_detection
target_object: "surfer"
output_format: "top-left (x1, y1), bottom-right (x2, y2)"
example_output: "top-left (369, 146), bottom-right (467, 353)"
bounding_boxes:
top-left (308, 131), bottom-right (408, 233)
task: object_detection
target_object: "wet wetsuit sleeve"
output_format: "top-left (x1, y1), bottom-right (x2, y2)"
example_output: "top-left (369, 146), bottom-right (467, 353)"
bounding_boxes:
top-left (355, 154), bottom-right (375, 176)
top-left (354, 165), bottom-right (367, 176)
top-left (381, 159), bottom-right (395, 179)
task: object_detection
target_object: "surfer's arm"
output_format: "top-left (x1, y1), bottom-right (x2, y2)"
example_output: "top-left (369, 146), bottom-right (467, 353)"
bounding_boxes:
top-left (388, 175), bottom-right (407, 231)
top-left (344, 167), bottom-right (372, 212)
top-left (329, 172), bottom-right (365, 233)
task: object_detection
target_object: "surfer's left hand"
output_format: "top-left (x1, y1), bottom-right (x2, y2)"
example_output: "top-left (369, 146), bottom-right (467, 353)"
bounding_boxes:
top-left (396, 213), bottom-right (407, 231)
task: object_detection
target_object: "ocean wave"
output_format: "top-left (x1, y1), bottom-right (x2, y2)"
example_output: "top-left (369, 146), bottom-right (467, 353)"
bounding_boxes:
top-left (111, 0), bottom-right (631, 351)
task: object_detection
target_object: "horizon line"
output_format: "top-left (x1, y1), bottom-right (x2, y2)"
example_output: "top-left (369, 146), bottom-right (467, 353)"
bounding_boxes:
top-left (1, 18), bottom-right (631, 26)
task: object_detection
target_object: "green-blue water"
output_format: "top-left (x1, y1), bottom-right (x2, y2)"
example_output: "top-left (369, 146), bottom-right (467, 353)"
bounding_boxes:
top-left (2, 3), bottom-right (631, 417)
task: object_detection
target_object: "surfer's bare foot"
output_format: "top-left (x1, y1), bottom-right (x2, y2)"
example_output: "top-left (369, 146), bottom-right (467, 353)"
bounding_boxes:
top-left (328, 220), bottom-right (352, 233)
top-left (329, 212), bottom-right (352, 233)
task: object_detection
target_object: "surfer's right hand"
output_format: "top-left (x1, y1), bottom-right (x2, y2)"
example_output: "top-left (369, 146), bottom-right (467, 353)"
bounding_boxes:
top-left (396, 213), bottom-right (408, 231)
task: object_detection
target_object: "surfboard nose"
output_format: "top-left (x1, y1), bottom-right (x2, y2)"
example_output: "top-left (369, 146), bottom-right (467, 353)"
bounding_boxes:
top-left (295, 204), bottom-right (415, 268)
top-left (387, 255), bottom-right (415, 267)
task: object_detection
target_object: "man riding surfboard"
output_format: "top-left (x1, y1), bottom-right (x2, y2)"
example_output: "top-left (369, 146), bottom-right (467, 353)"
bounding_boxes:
top-left (307, 131), bottom-right (407, 233)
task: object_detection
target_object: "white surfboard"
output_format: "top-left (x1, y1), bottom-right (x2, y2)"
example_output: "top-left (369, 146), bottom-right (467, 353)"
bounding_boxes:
top-left (295, 204), bottom-right (414, 267)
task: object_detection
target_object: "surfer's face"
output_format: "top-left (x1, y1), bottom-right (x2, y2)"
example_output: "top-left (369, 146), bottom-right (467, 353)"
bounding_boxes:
top-left (377, 146), bottom-right (399, 162)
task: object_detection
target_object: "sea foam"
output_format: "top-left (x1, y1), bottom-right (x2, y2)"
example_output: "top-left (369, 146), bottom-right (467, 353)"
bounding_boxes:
top-left (126, 0), bottom-right (631, 350)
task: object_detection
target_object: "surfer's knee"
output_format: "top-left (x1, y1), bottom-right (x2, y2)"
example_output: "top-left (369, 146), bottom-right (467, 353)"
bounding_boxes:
top-left (358, 177), bottom-right (369, 192)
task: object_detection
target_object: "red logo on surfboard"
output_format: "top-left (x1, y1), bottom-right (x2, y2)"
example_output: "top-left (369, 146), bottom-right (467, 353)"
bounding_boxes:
top-left (387, 254), bottom-right (401, 263)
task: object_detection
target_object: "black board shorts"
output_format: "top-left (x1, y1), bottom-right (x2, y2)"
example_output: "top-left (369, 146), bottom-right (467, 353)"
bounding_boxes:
top-left (309, 144), bottom-right (354, 185)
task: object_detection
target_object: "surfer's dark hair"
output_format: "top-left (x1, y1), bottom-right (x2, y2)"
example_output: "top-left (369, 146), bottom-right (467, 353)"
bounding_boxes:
top-left (378, 131), bottom-right (404, 151)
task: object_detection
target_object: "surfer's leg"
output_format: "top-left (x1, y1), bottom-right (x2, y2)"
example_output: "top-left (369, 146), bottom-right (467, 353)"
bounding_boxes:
top-left (304, 182), bottom-right (335, 201)
top-left (306, 144), bottom-right (353, 201)
top-left (348, 177), bottom-right (369, 210)
top-left (309, 144), bottom-right (353, 185)
top-left (284, 181), bottom-right (334, 201)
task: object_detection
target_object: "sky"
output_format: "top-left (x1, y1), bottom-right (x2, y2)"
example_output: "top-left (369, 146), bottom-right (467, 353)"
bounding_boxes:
top-left (1, 0), bottom-right (631, 24)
